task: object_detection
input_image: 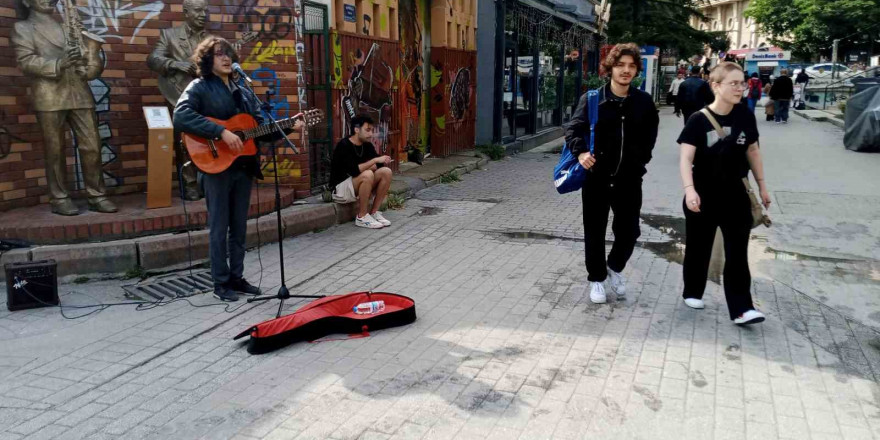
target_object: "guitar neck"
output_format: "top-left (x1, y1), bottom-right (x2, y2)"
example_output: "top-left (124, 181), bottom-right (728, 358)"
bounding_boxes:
top-left (242, 114), bottom-right (302, 141)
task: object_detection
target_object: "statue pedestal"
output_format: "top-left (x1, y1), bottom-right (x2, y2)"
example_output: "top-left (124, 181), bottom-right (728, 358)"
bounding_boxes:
top-left (143, 107), bottom-right (174, 209)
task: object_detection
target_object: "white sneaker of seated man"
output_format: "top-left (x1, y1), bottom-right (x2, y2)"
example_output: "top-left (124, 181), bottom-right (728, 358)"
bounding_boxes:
top-left (355, 213), bottom-right (384, 229)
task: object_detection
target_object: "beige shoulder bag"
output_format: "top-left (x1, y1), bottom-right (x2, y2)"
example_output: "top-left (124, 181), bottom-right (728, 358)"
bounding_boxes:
top-left (698, 108), bottom-right (771, 229)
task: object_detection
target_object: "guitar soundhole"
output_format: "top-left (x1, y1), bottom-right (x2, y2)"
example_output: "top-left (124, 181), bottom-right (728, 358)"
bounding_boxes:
top-left (234, 131), bottom-right (246, 140)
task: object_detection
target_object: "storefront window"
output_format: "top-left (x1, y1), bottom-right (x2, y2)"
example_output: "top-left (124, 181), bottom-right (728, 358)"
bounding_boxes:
top-left (516, 34), bottom-right (535, 137)
top-left (501, 33), bottom-right (517, 140)
top-left (536, 40), bottom-right (562, 130)
top-left (562, 48), bottom-right (581, 124)
top-left (497, 0), bottom-right (596, 142)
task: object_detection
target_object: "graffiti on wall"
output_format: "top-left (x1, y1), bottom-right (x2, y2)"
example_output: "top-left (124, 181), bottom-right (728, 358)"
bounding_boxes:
top-left (449, 67), bottom-right (471, 120)
top-left (342, 43), bottom-right (394, 153)
top-left (73, 78), bottom-right (120, 189)
top-left (399, 0), bottom-right (424, 155)
top-left (241, 40), bottom-right (297, 70)
top-left (216, 0), bottom-right (306, 181)
top-left (69, 0), bottom-right (165, 43)
top-left (221, 0), bottom-right (295, 39)
top-left (251, 68), bottom-right (291, 120)
top-left (430, 57), bottom-right (473, 137)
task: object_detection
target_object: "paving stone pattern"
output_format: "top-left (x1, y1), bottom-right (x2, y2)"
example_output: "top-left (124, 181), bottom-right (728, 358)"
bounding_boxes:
top-left (0, 153), bottom-right (879, 439)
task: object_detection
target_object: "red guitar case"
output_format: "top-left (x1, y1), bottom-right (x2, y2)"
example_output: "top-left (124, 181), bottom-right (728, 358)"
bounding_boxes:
top-left (234, 292), bottom-right (416, 354)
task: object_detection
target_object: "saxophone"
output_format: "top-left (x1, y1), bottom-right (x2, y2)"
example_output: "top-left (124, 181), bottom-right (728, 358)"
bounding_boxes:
top-left (63, 0), bottom-right (105, 80)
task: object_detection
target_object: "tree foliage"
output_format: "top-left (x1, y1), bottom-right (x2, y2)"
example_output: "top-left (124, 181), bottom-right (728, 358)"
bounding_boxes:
top-left (745, 0), bottom-right (880, 60)
top-left (606, 0), bottom-right (727, 58)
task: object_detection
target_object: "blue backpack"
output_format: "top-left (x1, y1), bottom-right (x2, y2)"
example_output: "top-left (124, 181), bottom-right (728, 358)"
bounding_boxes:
top-left (554, 90), bottom-right (599, 194)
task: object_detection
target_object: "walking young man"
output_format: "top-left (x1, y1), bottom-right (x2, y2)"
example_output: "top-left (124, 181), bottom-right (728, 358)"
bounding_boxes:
top-left (675, 66), bottom-right (715, 123)
top-left (174, 37), bottom-right (302, 302)
top-left (564, 43), bottom-right (660, 304)
top-left (329, 115), bottom-right (393, 229)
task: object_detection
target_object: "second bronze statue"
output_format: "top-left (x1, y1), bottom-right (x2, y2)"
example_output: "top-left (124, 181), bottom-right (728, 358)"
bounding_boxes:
top-left (146, 0), bottom-right (258, 201)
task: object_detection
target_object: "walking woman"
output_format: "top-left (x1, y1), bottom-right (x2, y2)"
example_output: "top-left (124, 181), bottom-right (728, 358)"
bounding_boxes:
top-left (677, 62), bottom-right (772, 325)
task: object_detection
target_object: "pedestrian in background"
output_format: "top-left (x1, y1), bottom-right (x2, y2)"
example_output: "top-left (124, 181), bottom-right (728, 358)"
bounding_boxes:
top-left (747, 72), bottom-right (762, 113)
top-left (770, 69), bottom-right (794, 123)
top-left (676, 66), bottom-right (714, 123)
top-left (668, 73), bottom-right (684, 106)
top-left (564, 43), bottom-right (659, 304)
top-left (677, 61), bottom-right (772, 326)
top-left (763, 80), bottom-right (774, 121)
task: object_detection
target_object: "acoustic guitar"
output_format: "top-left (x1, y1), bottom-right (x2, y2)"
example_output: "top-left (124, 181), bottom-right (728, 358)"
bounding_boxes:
top-left (183, 108), bottom-right (324, 174)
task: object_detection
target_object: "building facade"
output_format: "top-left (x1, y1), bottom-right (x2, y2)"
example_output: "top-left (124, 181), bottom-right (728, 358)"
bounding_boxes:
top-left (0, 0), bottom-right (483, 211)
top-left (691, 0), bottom-right (772, 54)
top-left (475, 0), bottom-right (606, 148)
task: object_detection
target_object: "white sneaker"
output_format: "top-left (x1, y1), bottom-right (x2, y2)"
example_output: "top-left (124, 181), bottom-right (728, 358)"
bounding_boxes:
top-left (684, 298), bottom-right (705, 309)
top-left (607, 267), bottom-right (626, 297)
top-left (355, 214), bottom-right (384, 229)
top-left (734, 310), bottom-right (766, 326)
top-left (589, 282), bottom-right (606, 304)
top-left (372, 211), bottom-right (391, 227)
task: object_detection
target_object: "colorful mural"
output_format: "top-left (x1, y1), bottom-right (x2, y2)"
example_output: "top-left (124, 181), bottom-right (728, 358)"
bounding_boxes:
top-left (399, 0), bottom-right (425, 157)
top-left (430, 48), bottom-right (476, 156)
top-left (342, 43), bottom-right (395, 154)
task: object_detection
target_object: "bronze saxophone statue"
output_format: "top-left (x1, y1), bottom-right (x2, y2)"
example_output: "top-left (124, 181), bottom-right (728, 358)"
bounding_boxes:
top-left (63, 0), bottom-right (104, 80)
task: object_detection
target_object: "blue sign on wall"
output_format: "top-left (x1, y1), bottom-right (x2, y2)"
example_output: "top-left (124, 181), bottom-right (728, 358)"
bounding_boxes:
top-left (344, 4), bottom-right (356, 22)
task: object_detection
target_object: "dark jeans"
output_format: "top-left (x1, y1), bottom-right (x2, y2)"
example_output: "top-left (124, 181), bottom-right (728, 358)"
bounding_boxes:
top-left (682, 188), bottom-right (753, 320)
top-left (747, 98), bottom-right (758, 113)
top-left (582, 177), bottom-right (642, 282)
top-left (203, 166), bottom-right (253, 288)
top-left (775, 99), bottom-right (790, 122)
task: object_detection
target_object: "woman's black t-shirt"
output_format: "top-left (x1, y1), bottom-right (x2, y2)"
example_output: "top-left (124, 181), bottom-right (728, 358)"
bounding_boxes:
top-left (677, 104), bottom-right (759, 193)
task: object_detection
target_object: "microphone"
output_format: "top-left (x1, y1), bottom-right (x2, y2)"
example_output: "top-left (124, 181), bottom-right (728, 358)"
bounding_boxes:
top-left (231, 63), bottom-right (252, 84)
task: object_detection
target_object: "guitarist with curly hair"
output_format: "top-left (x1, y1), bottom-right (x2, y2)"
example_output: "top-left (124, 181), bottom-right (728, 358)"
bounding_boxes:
top-left (174, 36), bottom-right (303, 302)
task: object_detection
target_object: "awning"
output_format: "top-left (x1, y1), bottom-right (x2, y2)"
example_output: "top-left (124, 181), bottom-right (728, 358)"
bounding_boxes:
top-left (757, 61), bottom-right (779, 67)
top-left (728, 46), bottom-right (784, 56)
top-left (518, 0), bottom-right (598, 32)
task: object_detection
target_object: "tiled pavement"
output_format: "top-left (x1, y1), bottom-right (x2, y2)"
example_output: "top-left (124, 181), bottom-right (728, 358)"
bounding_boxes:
top-left (1, 150), bottom-right (880, 440)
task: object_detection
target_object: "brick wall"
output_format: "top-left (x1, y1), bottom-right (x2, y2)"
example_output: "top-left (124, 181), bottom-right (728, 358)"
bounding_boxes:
top-left (0, 0), bottom-right (311, 211)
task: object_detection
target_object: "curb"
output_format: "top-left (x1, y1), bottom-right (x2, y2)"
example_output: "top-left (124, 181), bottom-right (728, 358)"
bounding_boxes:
top-left (0, 151), bottom-right (490, 281)
top-left (794, 109), bottom-right (845, 128)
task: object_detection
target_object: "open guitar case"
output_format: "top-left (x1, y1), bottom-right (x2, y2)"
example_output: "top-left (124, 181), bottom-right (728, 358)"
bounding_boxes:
top-left (234, 291), bottom-right (417, 354)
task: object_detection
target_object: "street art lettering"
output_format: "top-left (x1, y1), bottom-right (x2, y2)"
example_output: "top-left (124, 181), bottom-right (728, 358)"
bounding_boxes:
top-left (343, 43), bottom-right (393, 153)
top-left (261, 158), bottom-right (301, 178)
top-left (70, 0), bottom-right (164, 43)
top-left (244, 7), bottom-right (294, 39)
top-left (220, 0), bottom-right (298, 40)
top-left (292, 0), bottom-right (308, 114)
top-left (241, 41), bottom-right (297, 70)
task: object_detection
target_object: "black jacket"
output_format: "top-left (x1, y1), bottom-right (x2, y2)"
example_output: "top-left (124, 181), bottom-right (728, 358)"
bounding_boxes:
top-left (770, 75), bottom-right (794, 100)
top-left (173, 75), bottom-right (266, 178)
top-left (675, 76), bottom-right (714, 116)
top-left (564, 84), bottom-right (659, 180)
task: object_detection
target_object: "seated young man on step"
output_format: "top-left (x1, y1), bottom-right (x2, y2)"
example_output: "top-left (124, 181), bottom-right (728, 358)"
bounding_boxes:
top-left (329, 115), bottom-right (393, 229)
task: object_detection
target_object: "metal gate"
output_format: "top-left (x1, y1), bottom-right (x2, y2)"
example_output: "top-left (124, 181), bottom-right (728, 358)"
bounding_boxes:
top-left (303, 1), bottom-right (333, 189)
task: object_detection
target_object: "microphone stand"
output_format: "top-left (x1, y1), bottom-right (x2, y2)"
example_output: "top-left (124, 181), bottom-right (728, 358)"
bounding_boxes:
top-left (240, 80), bottom-right (323, 318)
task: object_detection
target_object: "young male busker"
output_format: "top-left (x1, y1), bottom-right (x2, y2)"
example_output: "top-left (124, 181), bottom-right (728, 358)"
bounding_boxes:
top-left (564, 43), bottom-right (660, 304)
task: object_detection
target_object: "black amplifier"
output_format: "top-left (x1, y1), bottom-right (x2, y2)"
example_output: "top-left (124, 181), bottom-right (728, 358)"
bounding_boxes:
top-left (5, 260), bottom-right (58, 311)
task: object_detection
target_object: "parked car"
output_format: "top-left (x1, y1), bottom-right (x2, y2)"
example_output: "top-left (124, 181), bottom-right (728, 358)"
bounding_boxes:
top-left (805, 63), bottom-right (852, 78)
